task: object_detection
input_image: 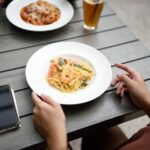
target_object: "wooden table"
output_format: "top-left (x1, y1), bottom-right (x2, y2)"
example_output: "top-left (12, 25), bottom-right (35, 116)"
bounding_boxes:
top-left (0, 0), bottom-right (150, 149)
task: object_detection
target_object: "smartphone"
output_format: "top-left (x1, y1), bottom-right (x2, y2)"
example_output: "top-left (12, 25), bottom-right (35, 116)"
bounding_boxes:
top-left (0, 85), bottom-right (21, 134)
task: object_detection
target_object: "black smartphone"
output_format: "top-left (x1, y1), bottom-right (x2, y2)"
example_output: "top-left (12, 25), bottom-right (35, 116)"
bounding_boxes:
top-left (0, 85), bottom-right (21, 134)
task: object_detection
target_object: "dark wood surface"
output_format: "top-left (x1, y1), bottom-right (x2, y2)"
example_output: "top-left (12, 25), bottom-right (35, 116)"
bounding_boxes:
top-left (0, 0), bottom-right (150, 149)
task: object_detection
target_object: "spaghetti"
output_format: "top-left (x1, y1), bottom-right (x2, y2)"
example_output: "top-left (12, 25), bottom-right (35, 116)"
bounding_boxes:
top-left (20, 0), bottom-right (61, 26)
top-left (47, 57), bottom-right (94, 92)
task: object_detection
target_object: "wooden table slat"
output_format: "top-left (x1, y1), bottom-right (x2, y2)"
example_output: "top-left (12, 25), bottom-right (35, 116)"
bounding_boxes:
top-left (0, 29), bottom-right (142, 72)
top-left (3, 56), bottom-right (150, 117)
top-left (0, 8), bottom-right (6, 21)
top-left (0, 15), bottom-right (125, 53)
top-left (0, 80), bottom-right (150, 150)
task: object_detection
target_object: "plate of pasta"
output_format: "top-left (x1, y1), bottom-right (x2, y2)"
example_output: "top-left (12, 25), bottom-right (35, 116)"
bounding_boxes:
top-left (6, 0), bottom-right (74, 31)
top-left (26, 42), bottom-right (112, 105)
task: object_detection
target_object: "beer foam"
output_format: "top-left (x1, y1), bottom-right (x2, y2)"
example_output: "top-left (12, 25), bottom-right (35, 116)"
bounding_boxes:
top-left (84, 0), bottom-right (104, 4)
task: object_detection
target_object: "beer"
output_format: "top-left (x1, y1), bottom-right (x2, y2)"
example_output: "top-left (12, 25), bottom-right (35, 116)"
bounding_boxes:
top-left (83, 0), bottom-right (104, 30)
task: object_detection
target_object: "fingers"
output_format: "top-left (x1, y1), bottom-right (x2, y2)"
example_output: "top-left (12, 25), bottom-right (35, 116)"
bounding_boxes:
top-left (112, 73), bottom-right (132, 87)
top-left (32, 115), bottom-right (40, 130)
top-left (120, 88), bottom-right (125, 97)
top-left (116, 82), bottom-right (128, 97)
top-left (113, 74), bottom-right (131, 97)
top-left (111, 75), bottom-right (120, 86)
top-left (33, 106), bottom-right (38, 114)
top-left (113, 63), bottom-right (141, 97)
top-left (119, 74), bottom-right (133, 86)
top-left (114, 63), bottom-right (138, 76)
top-left (116, 82), bottom-right (124, 95)
top-left (32, 92), bottom-right (44, 106)
top-left (32, 92), bottom-right (60, 108)
top-left (41, 94), bottom-right (59, 107)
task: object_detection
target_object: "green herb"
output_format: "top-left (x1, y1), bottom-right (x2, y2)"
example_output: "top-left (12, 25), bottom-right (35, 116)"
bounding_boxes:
top-left (58, 58), bottom-right (65, 66)
top-left (81, 80), bottom-right (88, 87)
top-left (74, 64), bottom-right (82, 68)
top-left (74, 64), bottom-right (92, 73)
top-left (82, 67), bottom-right (92, 73)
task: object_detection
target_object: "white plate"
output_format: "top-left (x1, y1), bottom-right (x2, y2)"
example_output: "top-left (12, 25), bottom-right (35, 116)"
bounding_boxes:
top-left (6, 0), bottom-right (74, 31)
top-left (26, 42), bottom-right (112, 105)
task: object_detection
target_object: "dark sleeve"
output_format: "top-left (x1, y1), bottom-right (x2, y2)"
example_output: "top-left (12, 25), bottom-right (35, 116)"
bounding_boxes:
top-left (3, 0), bottom-right (11, 7)
top-left (117, 124), bottom-right (150, 150)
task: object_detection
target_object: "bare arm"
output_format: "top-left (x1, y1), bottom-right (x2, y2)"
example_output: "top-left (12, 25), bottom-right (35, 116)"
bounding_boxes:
top-left (112, 63), bottom-right (150, 117)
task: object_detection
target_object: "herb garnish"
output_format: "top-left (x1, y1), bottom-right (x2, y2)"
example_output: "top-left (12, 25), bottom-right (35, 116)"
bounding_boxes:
top-left (58, 58), bottom-right (65, 66)
top-left (74, 64), bottom-right (92, 73)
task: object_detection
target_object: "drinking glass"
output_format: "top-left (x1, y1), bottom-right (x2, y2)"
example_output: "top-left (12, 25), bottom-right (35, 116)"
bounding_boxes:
top-left (83, 0), bottom-right (104, 30)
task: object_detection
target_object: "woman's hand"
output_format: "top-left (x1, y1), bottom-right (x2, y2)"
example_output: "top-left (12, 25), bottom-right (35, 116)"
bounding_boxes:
top-left (32, 92), bottom-right (68, 150)
top-left (112, 63), bottom-right (150, 116)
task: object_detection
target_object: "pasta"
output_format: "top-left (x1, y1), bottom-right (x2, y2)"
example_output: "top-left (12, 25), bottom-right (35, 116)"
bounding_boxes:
top-left (20, 0), bottom-right (61, 26)
top-left (47, 57), bottom-right (94, 92)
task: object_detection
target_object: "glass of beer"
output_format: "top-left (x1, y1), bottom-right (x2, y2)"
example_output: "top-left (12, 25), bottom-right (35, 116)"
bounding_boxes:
top-left (83, 0), bottom-right (104, 30)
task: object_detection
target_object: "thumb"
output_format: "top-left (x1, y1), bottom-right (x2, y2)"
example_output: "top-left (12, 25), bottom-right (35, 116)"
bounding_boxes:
top-left (119, 74), bottom-right (133, 87)
top-left (41, 94), bottom-right (58, 107)
top-left (32, 92), bottom-right (43, 106)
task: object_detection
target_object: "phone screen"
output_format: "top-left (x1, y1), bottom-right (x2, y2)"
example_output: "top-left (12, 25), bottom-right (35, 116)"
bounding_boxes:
top-left (0, 85), bottom-right (20, 131)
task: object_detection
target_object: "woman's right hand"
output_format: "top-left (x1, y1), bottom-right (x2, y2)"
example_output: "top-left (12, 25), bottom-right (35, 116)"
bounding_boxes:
top-left (112, 63), bottom-right (150, 116)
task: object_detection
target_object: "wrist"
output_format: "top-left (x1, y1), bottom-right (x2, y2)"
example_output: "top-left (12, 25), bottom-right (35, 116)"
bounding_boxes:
top-left (46, 134), bottom-right (68, 150)
top-left (142, 92), bottom-right (150, 117)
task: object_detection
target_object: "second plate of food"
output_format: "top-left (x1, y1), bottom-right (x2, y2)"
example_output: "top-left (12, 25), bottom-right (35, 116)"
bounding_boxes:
top-left (26, 42), bottom-right (112, 105)
top-left (6, 0), bottom-right (74, 31)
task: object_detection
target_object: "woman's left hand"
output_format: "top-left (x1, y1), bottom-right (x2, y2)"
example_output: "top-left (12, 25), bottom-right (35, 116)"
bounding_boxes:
top-left (32, 92), bottom-right (68, 150)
